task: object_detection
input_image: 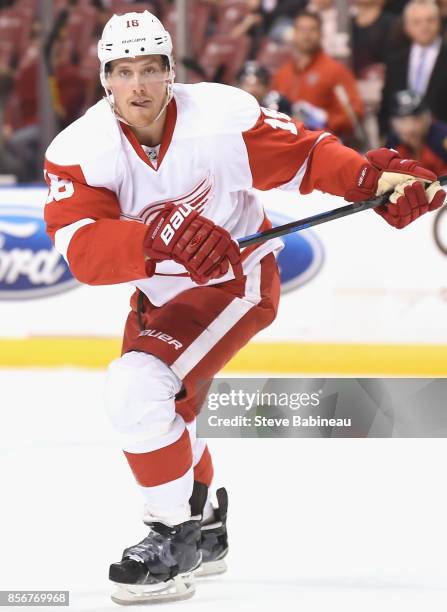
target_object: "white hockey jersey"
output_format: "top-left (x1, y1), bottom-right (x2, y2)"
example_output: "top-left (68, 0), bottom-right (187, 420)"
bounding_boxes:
top-left (44, 82), bottom-right (366, 306)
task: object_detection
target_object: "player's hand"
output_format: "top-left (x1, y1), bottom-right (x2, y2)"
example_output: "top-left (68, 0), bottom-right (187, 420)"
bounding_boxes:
top-left (345, 148), bottom-right (445, 229)
top-left (143, 202), bottom-right (243, 284)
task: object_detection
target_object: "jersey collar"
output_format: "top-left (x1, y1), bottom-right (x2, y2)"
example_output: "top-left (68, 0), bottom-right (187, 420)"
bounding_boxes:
top-left (119, 98), bottom-right (177, 171)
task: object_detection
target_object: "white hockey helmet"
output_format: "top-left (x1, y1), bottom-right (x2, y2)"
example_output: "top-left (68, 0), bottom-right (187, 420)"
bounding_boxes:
top-left (98, 10), bottom-right (174, 90)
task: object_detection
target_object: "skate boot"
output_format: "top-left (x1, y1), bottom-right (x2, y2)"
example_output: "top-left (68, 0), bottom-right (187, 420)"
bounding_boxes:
top-left (190, 483), bottom-right (229, 578)
top-left (109, 519), bottom-right (202, 605)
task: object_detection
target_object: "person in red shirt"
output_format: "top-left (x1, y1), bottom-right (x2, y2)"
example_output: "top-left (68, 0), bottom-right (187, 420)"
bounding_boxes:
top-left (2, 26), bottom-right (41, 182)
top-left (2, 24), bottom-right (86, 182)
top-left (271, 10), bottom-right (365, 140)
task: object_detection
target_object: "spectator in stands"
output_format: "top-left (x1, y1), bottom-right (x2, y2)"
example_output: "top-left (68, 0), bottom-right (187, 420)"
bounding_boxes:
top-left (226, 0), bottom-right (265, 57)
top-left (210, 0), bottom-right (307, 43)
top-left (0, 58), bottom-right (22, 179)
top-left (2, 17), bottom-right (87, 182)
top-left (227, 0), bottom-right (263, 39)
top-left (386, 89), bottom-right (447, 175)
top-left (225, 0), bottom-right (306, 57)
top-left (2, 20), bottom-right (41, 182)
top-left (257, 0), bottom-right (307, 42)
top-left (379, 0), bottom-right (447, 135)
top-left (308, 0), bottom-right (350, 60)
top-left (271, 10), bottom-right (364, 139)
top-left (236, 60), bottom-right (292, 114)
top-left (48, 34), bottom-right (87, 130)
top-left (350, 0), bottom-right (398, 77)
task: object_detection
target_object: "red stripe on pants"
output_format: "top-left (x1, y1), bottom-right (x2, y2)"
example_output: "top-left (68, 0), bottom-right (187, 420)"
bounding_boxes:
top-left (124, 428), bottom-right (192, 487)
top-left (123, 254), bottom-right (280, 423)
top-left (193, 445), bottom-right (213, 487)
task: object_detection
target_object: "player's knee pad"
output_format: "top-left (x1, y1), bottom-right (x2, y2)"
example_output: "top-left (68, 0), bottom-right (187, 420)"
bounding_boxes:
top-left (105, 351), bottom-right (182, 435)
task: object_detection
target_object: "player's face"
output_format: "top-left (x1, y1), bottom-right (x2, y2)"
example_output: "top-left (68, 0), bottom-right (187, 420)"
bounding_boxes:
top-left (106, 55), bottom-right (169, 127)
top-left (293, 17), bottom-right (321, 55)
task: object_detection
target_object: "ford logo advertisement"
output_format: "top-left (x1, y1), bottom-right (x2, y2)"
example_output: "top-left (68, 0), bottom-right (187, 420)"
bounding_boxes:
top-left (0, 205), bottom-right (78, 299)
top-left (0, 200), bottom-right (323, 300)
top-left (268, 210), bottom-right (324, 294)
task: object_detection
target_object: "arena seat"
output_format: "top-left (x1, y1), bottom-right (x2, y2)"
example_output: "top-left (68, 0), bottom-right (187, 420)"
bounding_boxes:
top-left (0, 8), bottom-right (32, 59)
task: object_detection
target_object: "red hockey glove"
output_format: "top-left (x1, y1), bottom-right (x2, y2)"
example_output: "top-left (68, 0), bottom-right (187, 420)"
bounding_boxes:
top-left (344, 148), bottom-right (445, 229)
top-left (143, 202), bottom-right (243, 284)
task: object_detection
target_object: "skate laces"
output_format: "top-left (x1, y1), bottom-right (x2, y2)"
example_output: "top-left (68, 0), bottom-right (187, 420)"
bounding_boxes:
top-left (124, 526), bottom-right (178, 567)
top-left (125, 531), bottom-right (165, 563)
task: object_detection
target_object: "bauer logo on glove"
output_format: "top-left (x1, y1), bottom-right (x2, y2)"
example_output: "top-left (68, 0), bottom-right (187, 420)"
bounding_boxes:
top-left (159, 204), bottom-right (194, 246)
top-left (143, 202), bottom-right (243, 284)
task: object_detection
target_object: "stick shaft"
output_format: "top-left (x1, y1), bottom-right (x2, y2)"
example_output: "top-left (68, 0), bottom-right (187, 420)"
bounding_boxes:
top-left (238, 195), bottom-right (386, 247)
top-left (238, 176), bottom-right (447, 248)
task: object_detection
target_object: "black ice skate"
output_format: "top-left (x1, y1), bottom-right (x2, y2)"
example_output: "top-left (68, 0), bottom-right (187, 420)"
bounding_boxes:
top-left (190, 484), bottom-right (229, 578)
top-left (109, 520), bottom-right (202, 605)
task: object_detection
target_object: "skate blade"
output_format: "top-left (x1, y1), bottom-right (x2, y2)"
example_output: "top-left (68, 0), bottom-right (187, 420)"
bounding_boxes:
top-left (111, 575), bottom-right (195, 605)
top-left (194, 558), bottom-right (227, 578)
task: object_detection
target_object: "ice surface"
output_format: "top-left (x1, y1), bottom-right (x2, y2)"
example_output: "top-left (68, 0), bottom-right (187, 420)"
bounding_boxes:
top-left (1, 369), bottom-right (447, 611)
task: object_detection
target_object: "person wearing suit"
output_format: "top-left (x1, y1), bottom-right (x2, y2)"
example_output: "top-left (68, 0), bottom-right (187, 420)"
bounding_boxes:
top-left (379, 0), bottom-right (447, 136)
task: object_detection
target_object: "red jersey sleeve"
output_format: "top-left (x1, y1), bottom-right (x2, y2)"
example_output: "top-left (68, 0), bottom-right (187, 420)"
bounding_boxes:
top-left (242, 107), bottom-right (368, 197)
top-left (44, 159), bottom-right (149, 285)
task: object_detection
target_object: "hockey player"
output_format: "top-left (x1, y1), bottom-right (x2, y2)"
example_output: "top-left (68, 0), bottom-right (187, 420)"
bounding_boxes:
top-left (43, 10), bottom-right (445, 605)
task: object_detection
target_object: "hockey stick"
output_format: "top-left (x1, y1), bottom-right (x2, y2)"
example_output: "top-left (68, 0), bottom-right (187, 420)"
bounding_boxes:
top-left (237, 175), bottom-right (447, 248)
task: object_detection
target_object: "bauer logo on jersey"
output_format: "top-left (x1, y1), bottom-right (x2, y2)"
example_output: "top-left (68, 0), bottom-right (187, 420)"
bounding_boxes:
top-left (0, 205), bottom-right (78, 299)
top-left (268, 210), bottom-right (325, 294)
